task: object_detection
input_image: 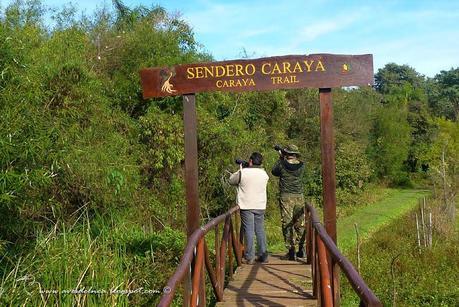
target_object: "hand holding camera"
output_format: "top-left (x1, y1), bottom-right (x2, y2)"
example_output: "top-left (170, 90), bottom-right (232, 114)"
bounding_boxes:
top-left (274, 144), bottom-right (285, 159)
top-left (235, 158), bottom-right (249, 168)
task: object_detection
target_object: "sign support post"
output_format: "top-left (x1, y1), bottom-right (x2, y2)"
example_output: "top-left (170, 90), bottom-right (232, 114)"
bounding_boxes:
top-left (319, 87), bottom-right (339, 305)
top-left (319, 88), bottom-right (337, 242)
top-left (182, 94), bottom-right (205, 306)
top-left (183, 94), bottom-right (200, 238)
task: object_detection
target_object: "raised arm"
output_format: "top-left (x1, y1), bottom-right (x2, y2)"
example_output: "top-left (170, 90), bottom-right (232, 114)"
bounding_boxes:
top-left (271, 160), bottom-right (282, 177)
top-left (228, 170), bottom-right (241, 186)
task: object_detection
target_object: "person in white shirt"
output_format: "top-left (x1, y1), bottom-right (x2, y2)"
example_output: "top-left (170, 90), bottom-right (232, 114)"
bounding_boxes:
top-left (229, 152), bottom-right (269, 264)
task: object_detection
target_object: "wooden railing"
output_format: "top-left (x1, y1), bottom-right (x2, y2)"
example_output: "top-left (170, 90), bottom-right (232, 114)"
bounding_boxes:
top-left (158, 206), bottom-right (242, 307)
top-left (158, 204), bottom-right (382, 307)
top-left (305, 204), bottom-right (382, 307)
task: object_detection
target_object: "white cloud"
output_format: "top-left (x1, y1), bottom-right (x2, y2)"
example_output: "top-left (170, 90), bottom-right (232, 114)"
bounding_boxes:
top-left (297, 10), bottom-right (365, 43)
top-left (300, 21), bottom-right (341, 41)
top-left (239, 27), bottom-right (277, 38)
top-left (361, 29), bottom-right (459, 77)
top-left (183, 2), bottom-right (243, 34)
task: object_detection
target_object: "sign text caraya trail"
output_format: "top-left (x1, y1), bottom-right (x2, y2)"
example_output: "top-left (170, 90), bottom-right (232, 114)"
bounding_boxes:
top-left (140, 54), bottom-right (373, 98)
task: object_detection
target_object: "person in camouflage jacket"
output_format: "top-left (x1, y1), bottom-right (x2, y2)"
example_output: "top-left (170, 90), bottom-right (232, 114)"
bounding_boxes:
top-left (272, 144), bottom-right (306, 260)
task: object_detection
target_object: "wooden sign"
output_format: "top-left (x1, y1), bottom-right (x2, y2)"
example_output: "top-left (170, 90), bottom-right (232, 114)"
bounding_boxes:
top-left (140, 53), bottom-right (373, 98)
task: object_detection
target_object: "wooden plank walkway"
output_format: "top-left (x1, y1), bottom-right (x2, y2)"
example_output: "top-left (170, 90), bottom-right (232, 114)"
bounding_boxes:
top-left (216, 254), bottom-right (317, 306)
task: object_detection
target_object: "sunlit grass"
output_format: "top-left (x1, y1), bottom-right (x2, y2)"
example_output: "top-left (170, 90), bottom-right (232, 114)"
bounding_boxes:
top-left (0, 209), bottom-right (185, 306)
top-left (338, 189), bottom-right (431, 253)
top-left (341, 196), bottom-right (459, 306)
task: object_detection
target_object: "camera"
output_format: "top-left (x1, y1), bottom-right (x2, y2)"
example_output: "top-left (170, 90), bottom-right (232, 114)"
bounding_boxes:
top-left (235, 158), bottom-right (249, 168)
top-left (274, 144), bottom-right (286, 159)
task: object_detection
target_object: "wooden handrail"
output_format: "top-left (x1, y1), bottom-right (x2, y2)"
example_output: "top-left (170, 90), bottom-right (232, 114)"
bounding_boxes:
top-left (157, 206), bottom-right (241, 307)
top-left (305, 204), bottom-right (382, 307)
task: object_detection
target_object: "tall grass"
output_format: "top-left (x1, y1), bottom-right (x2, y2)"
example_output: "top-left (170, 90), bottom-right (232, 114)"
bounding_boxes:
top-left (338, 189), bottom-right (430, 253)
top-left (0, 209), bottom-right (185, 306)
top-left (341, 197), bottom-right (459, 306)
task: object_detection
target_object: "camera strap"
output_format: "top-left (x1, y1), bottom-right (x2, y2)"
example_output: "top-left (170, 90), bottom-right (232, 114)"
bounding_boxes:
top-left (238, 170), bottom-right (242, 184)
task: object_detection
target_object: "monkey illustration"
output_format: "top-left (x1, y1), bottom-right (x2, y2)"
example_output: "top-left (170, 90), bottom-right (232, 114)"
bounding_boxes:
top-left (160, 69), bottom-right (177, 94)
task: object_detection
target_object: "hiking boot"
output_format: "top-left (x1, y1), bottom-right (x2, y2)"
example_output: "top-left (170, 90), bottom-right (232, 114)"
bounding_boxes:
top-left (281, 247), bottom-right (296, 261)
top-left (242, 258), bottom-right (255, 265)
top-left (287, 247), bottom-right (296, 260)
top-left (256, 253), bottom-right (269, 264)
top-left (296, 247), bottom-right (306, 259)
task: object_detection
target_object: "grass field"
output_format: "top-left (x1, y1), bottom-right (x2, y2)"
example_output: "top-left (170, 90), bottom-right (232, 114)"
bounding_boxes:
top-left (0, 188), bottom-right (435, 306)
top-left (265, 188), bottom-right (436, 306)
top-left (265, 188), bottom-right (430, 255)
top-left (337, 189), bottom-right (431, 254)
top-left (0, 209), bottom-right (186, 306)
top-left (341, 197), bottom-right (459, 306)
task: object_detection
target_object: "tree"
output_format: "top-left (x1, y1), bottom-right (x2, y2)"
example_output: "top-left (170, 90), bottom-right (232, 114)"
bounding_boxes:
top-left (375, 65), bottom-right (436, 176)
top-left (421, 118), bottom-right (458, 222)
top-left (428, 67), bottom-right (459, 121)
top-left (369, 86), bottom-right (412, 185)
top-left (405, 99), bottom-right (435, 172)
top-left (375, 63), bottom-right (426, 95)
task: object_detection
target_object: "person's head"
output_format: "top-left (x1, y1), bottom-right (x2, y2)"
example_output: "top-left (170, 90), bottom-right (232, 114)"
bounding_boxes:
top-left (249, 152), bottom-right (263, 166)
top-left (283, 144), bottom-right (301, 159)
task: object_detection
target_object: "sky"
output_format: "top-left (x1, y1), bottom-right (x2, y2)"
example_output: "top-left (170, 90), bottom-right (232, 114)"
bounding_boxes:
top-left (2, 0), bottom-right (459, 77)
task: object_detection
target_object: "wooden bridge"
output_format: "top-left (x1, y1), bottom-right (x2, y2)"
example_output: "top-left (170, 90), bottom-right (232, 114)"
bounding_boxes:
top-left (140, 52), bottom-right (377, 307)
top-left (157, 204), bottom-right (382, 307)
top-left (216, 254), bottom-right (315, 306)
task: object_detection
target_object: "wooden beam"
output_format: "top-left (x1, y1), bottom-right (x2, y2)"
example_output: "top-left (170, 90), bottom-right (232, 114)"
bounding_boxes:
top-left (183, 94), bottom-right (203, 306)
top-left (183, 94), bottom-right (200, 237)
top-left (319, 88), bottom-right (339, 305)
top-left (140, 54), bottom-right (374, 98)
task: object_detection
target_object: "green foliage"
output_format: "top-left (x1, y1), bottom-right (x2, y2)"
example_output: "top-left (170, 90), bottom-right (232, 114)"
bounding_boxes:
top-left (341, 201), bottom-right (459, 306)
top-left (406, 100), bottom-right (435, 172)
top-left (333, 87), bottom-right (379, 195)
top-left (90, 3), bottom-right (202, 117)
top-left (333, 87), bottom-right (381, 145)
top-left (285, 89), bottom-right (321, 161)
top-left (0, 0), bottom-right (202, 240)
top-left (336, 141), bottom-right (372, 193)
top-left (0, 209), bottom-right (185, 306)
top-left (420, 118), bottom-right (459, 220)
top-left (139, 106), bottom-right (184, 171)
top-left (375, 62), bottom-right (426, 94)
top-left (1, 0), bottom-right (458, 305)
top-left (423, 118), bottom-right (459, 181)
top-left (428, 67), bottom-right (459, 120)
top-left (369, 85), bottom-right (412, 185)
top-left (337, 189), bottom-right (430, 253)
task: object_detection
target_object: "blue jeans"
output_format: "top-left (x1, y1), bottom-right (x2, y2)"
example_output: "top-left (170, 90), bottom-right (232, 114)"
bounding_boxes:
top-left (240, 209), bottom-right (268, 260)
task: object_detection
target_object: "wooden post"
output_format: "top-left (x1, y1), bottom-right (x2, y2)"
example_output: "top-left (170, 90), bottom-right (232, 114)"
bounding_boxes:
top-left (311, 227), bottom-right (317, 299)
top-left (183, 94), bottom-right (204, 306)
top-left (184, 94), bottom-right (200, 236)
top-left (215, 225), bottom-right (220, 293)
top-left (191, 238), bottom-right (204, 307)
top-left (319, 88), bottom-right (339, 305)
top-left (319, 88), bottom-right (337, 241)
top-left (317, 235), bottom-right (333, 307)
top-left (415, 213), bottom-right (421, 252)
top-left (306, 210), bottom-right (313, 265)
